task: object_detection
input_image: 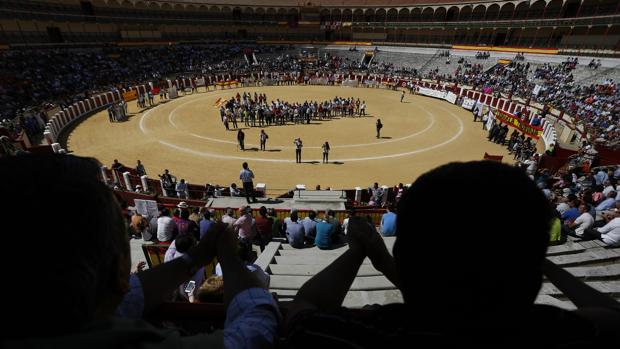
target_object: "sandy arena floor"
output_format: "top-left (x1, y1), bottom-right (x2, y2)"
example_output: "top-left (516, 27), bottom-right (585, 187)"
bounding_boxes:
top-left (67, 85), bottom-right (520, 194)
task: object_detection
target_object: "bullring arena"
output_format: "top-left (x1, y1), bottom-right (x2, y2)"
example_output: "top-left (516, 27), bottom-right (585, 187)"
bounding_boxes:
top-left (67, 84), bottom-right (512, 192)
top-left (2, 0), bottom-right (620, 345)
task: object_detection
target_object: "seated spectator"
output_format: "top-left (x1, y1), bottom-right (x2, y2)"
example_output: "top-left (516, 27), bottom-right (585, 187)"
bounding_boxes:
top-left (156, 207), bottom-right (177, 243)
top-left (268, 207), bottom-right (284, 238)
top-left (341, 209), bottom-right (355, 235)
top-left (284, 161), bottom-right (620, 346)
top-left (199, 209), bottom-right (215, 240)
top-left (595, 191), bottom-right (617, 215)
top-left (129, 211), bottom-right (148, 239)
top-left (234, 205), bottom-right (255, 244)
top-left (221, 207), bottom-right (236, 227)
top-left (230, 183), bottom-right (241, 197)
top-left (164, 234), bottom-right (205, 302)
top-left (380, 204), bottom-right (397, 236)
top-left (302, 210), bottom-right (319, 243)
top-left (561, 198), bottom-right (581, 222)
top-left (0, 154), bottom-right (279, 348)
top-left (581, 217), bottom-right (620, 247)
top-left (176, 207), bottom-right (199, 240)
top-left (285, 210), bottom-right (306, 248)
top-left (189, 207), bottom-right (202, 225)
top-left (254, 206), bottom-right (273, 251)
top-left (562, 203), bottom-right (594, 237)
top-left (314, 217), bottom-right (335, 250)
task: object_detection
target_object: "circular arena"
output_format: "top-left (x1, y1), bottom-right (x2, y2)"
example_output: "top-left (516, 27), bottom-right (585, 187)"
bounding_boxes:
top-left (67, 84), bottom-right (509, 192)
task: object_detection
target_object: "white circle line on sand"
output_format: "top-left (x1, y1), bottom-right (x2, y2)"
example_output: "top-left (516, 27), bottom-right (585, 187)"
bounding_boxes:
top-left (145, 87), bottom-right (435, 149)
top-left (161, 89), bottom-right (437, 149)
top-left (157, 102), bottom-right (464, 162)
top-left (140, 90), bottom-right (233, 134)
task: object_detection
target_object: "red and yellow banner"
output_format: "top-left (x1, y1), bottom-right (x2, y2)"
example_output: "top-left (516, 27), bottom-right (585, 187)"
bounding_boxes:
top-left (452, 45), bottom-right (558, 55)
top-left (122, 90), bottom-right (137, 102)
top-left (495, 109), bottom-right (543, 139)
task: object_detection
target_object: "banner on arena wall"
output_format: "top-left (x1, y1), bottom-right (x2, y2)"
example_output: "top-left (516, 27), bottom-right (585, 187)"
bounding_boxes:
top-left (122, 90), bottom-right (137, 102)
top-left (462, 98), bottom-right (476, 110)
top-left (195, 77), bottom-right (205, 86)
top-left (445, 92), bottom-right (457, 104)
top-left (495, 109), bottom-right (543, 139)
top-left (169, 86), bottom-right (178, 99)
top-left (151, 87), bottom-right (161, 95)
top-left (418, 87), bottom-right (447, 99)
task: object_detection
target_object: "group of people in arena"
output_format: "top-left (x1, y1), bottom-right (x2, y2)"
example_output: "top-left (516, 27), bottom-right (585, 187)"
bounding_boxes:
top-left (220, 92), bottom-right (367, 130)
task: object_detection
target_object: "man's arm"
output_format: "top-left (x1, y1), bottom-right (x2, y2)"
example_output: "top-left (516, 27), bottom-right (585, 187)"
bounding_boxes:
top-left (135, 223), bottom-right (220, 315)
top-left (348, 218), bottom-right (400, 289)
top-left (293, 244), bottom-right (366, 311)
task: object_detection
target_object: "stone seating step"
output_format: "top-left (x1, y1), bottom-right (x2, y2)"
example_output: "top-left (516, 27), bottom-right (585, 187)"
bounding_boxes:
top-left (270, 274), bottom-right (397, 291)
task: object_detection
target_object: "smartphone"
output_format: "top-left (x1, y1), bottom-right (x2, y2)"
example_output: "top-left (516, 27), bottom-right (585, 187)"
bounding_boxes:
top-left (184, 280), bottom-right (196, 294)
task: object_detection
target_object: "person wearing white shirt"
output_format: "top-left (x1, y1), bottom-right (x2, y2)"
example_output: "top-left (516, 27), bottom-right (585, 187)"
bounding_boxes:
top-left (156, 208), bottom-right (177, 242)
top-left (582, 213), bottom-right (620, 246)
top-left (221, 207), bottom-right (237, 227)
top-left (602, 181), bottom-right (616, 196)
top-left (564, 204), bottom-right (594, 237)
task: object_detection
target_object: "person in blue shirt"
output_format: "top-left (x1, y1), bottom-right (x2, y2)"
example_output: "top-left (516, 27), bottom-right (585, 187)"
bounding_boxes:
top-left (596, 191), bottom-right (617, 213)
top-left (302, 210), bottom-right (319, 244)
top-left (315, 219), bottom-right (335, 249)
top-left (199, 209), bottom-right (215, 239)
top-left (561, 199), bottom-right (580, 222)
top-left (286, 212), bottom-right (306, 248)
top-left (380, 204), bottom-right (397, 236)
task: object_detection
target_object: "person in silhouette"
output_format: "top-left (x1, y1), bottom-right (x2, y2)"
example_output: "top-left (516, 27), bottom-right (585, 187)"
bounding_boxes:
top-left (284, 161), bottom-right (620, 347)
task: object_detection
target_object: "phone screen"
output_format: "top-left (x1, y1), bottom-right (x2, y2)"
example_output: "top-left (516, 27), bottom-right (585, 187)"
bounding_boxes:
top-left (184, 280), bottom-right (196, 293)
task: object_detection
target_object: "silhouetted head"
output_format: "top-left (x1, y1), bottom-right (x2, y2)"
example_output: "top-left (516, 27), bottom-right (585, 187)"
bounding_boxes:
top-left (393, 161), bottom-right (553, 319)
top-left (0, 154), bottom-right (129, 339)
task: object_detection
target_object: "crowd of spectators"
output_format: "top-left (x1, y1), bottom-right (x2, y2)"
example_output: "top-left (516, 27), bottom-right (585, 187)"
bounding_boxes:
top-left (1, 45), bottom-right (618, 151)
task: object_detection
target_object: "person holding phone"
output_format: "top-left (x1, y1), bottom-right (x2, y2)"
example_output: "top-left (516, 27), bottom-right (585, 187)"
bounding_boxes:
top-left (164, 234), bottom-right (204, 302)
top-left (1, 154), bottom-right (280, 348)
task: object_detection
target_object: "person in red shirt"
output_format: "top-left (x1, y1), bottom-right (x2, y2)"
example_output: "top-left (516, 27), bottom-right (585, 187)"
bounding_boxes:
top-left (254, 206), bottom-right (273, 252)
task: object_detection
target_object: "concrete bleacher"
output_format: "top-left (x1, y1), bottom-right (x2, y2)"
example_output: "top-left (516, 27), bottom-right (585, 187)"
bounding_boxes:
top-left (254, 236), bottom-right (402, 307)
top-left (250, 235), bottom-right (620, 309)
top-left (130, 233), bottom-right (619, 309)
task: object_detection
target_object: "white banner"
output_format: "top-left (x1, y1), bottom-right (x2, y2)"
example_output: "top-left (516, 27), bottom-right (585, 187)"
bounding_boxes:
top-left (195, 77), bottom-right (205, 86)
top-left (134, 199), bottom-right (159, 219)
top-left (418, 87), bottom-right (447, 99)
top-left (533, 84), bottom-right (542, 96)
top-left (485, 109), bottom-right (495, 130)
top-left (462, 98), bottom-right (476, 110)
top-left (445, 92), bottom-right (457, 104)
top-left (342, 79), bottom-right (359, 87)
